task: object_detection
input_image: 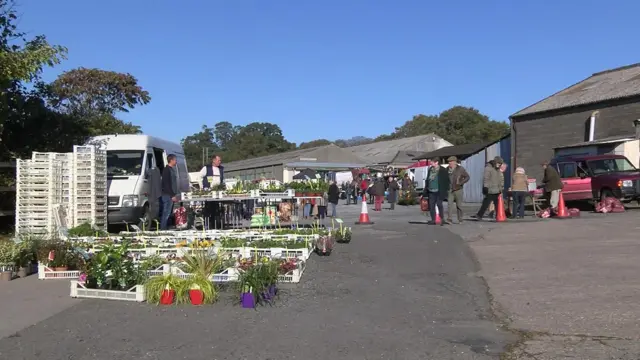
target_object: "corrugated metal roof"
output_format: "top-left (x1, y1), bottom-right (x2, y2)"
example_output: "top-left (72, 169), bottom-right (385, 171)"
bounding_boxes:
top-left (553, 135), bottom-right (635, 150)
top-left (512, 63), bottom-right (640, 118)
top-left (412, 142), bottom-right (489, 160)
top-left (347, 134), bottom-right (453, 165)
top-left (223, 144), bottom-right (368, 171)
top-left (285, 161), bottom-right (366, 169)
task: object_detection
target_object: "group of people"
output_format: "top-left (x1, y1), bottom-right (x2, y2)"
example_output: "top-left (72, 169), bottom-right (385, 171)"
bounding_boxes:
top-left (148, 154), bottom-right (225, 230)
top-left (301, 181), bottom-right (341, 219)
top-left (420, 155), bottom-right (565, 225)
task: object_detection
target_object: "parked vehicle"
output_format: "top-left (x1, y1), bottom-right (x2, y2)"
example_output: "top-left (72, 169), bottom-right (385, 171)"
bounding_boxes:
top-left (550, 154), bottom-right (640, 203)
top-left (91, 134), bottom-right (189, 226)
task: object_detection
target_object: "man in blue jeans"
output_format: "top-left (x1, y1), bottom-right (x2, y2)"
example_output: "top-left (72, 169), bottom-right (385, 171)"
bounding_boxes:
top-left (160, 154), bottom-right (179, 230)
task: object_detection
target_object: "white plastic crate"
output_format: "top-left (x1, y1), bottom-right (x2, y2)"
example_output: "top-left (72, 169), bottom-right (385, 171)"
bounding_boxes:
top-left (38, 264), bottom-right (81, 280)
top-left (70, 280), bottom-right (145, 302)
top-left (15, 159), bottom-right (64, 235)
top-left (278, 262), bottom-right (306, 283)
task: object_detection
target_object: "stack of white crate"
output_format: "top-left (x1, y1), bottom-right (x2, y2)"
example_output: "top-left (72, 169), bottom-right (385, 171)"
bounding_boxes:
top-left (72, 145), bottom-right (108, 229)
top-left (32, 152), bottom-right (74, 211)
top-left (15, 159), bottom-right (63, 236)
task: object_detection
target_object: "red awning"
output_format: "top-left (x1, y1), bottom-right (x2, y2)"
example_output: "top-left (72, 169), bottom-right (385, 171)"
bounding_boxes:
top-left (406, 160), bottom-right (429, 169)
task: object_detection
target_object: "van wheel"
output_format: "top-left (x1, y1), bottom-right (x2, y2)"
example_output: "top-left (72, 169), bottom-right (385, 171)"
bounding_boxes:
top-left (138, 205), bottom-right (149, 229)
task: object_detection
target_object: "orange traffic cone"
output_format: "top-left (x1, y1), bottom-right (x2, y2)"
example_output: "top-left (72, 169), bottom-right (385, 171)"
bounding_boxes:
top-left (496, 194), bottom-right (507, 222)
top-left (355, 199), bottom-right (374, 225)
top-left (434, 204), bottom-right (442, 224)
top-left (556, 191), bottom-right (568, 218)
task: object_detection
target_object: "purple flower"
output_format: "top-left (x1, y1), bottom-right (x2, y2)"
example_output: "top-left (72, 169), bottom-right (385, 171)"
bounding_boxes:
top-left (78, 273), bottom-right (87, 283)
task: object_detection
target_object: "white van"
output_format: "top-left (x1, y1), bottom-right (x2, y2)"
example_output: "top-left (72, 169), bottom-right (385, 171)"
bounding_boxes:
top-left (90, 134), bottom-right (189, 226)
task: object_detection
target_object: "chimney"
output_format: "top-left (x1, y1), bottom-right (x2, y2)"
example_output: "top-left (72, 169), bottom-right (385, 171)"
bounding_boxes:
top-left (635, 119), bottom-right (640, 139)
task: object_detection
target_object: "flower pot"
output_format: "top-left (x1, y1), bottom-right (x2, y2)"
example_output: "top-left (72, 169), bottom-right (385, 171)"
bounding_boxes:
top-left (189, 289), bottom-right (204, 306)
top-left (17, 267), bottom-right (29, 278)
top-left (54, 266), bottom-right (68, 272)
top-left (159, 289), bottom-right (175, 305)
top-left (268, 285), bottom-right (277, 298)
top-left (261, 289), bottom-right (272, 301)
top-left (241, 292), bottom-right (255, 308)
top-left (0, 271), bottom-right (12, 281)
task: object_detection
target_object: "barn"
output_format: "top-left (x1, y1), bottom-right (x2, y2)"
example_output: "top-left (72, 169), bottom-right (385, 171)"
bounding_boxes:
top-left (510, 63), bottom-right (640, 180)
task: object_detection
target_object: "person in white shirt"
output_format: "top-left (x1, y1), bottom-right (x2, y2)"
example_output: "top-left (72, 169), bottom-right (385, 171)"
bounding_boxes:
top-left (199, 155), bottom-right (224, 189)
top-left (200, 155), bottom-right (225, 229)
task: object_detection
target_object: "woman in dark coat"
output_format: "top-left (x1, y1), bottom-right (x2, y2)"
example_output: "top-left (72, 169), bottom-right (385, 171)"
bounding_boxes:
top-left (387, 176), bottom-right (399, 210)
top-left (372, 176), bottom-right (385, 211)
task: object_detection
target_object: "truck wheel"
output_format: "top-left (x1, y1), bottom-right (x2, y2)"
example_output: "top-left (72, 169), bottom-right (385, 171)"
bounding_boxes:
top-left (600, 189), bottom-right (614, 201)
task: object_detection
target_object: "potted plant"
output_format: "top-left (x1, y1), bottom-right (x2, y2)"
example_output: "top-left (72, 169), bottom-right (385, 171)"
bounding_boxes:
top-left (182, 275), bottom-right (217, 306)
top-left (14, 241), bottom-right (33, 277)
top-left (0, 241), bottom-right (15, 281)
top-left (49, 247), bottom-right (69, 272)
top-left (237, 265), bottom-right (262, 309)
top-left (258, 259), bottom-right (279, 301)
top-left (144, 273), bottom-right (183, 305)
top-left (179, 251), bottom-right (225, 306)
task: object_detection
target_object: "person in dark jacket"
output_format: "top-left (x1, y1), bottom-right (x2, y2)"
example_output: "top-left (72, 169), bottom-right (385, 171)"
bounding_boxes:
top-left (372, 176), bottom-right (385, 211)
top-left (387, 176), bottom-right (399, 210)
top-left (147, 166), bottom-right (162, 229)
top-left (160, 154), bottom-right (179, 230)
top-left (401, 173), bottom-right (412, 199)
top-left (540, 161), bottom-right (564, 210)
top-left (474, 156), bottom-right (505, 221)
top-left (421, 158), bottom-right (451, 225)
top-left (446, 156), bottom-right (470, 223)
top-left (327, 181), bottom-right (340, 217)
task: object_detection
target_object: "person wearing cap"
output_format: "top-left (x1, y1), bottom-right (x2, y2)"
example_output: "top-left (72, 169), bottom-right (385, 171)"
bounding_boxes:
top-left (387, 176), bottom-right (399, 210)
top-left (474, 156), bottom-right (505, 220)
top-left (420, 157), bottom-right (451, 225)
top-left (540, 161), bottom-right (564, 211)
top-left (446, 156), bottom-right (470, 223)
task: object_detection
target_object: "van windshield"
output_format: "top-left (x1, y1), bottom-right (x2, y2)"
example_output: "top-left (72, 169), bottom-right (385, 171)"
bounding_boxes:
top-left (587, 158), bottom-right (637, 175)
top-left (107, 150), bottom-right (145, 176)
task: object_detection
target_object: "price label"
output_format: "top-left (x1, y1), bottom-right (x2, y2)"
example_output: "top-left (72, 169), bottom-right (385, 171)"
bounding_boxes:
top-left (334, 218), bottom-right (343, 224)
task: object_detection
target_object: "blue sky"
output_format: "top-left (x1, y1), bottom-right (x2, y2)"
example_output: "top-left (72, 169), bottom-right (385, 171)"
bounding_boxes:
top-left (17, 0), bottom-right (640, 145)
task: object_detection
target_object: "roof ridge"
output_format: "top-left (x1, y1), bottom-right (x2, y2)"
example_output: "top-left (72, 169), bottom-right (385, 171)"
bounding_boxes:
top-left (592, 62), bottom-right (640, 76)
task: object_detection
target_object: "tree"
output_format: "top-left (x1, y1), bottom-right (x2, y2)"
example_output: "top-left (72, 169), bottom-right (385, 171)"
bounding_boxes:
top-left (1, 87), bottom-right (84, 160)
top-left (228, 122), bottom-right (295, 161)
top-left (181, 121), bottom-right (296, 167)
top-left (213, 121), bottom-right (237, 151)
top-left (0, 0), bottom-right (67, 142)
top-left (298, 139), bottom-right (332, 149)
top-left (48, 67), bottom-right (150, 117)
top-left (390, 107), bottom-right (509, 145)
top-left (181, 126), bottom-right (217, 171)
top-left (334, 136), bottom-right (374, 147)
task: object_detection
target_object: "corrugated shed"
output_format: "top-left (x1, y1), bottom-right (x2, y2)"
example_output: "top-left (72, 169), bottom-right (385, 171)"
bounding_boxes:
top-left (224, 144), bottom-right (367, 171)
top-left (459, 135), bottom-right (512, 203)
top-left (512, 63), bottom-right (640, 117)
top-left (462, 150), bottom-right (486, 203)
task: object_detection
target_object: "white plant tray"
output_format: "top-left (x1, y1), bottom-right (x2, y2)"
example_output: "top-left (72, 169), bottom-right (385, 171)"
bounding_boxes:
top-left (38, 264), bottom-right (81, 280)
top-left (278, 262), bottom-right (306, 284)
top-left (70, 280), bottom-right (145, 302)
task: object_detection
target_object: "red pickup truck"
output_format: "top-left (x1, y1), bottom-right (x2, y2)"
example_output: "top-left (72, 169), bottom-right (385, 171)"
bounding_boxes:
top-left (549, 154), bottom-right (640, 204)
